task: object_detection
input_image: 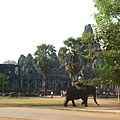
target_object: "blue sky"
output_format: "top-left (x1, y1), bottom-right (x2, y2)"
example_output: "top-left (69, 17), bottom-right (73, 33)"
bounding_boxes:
top-left (0, 0), bottom-right (96, 63)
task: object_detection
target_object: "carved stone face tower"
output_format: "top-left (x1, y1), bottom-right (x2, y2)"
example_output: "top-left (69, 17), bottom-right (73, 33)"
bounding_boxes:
top-left (18, 54), bottom-right (42, 90)
top-left (84, 24), bottom-right (93, 34)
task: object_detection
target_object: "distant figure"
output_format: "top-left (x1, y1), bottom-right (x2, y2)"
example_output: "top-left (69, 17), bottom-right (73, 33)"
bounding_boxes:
top-left (18, 91), bottom-right (21, 97)
top-left (2, 93), bottom-right (5, 97)
top-left (51, 91), bottom-right (53, 98)
top-left (61, 90), bottom-right (66, 97)
top-left (61, 90), bottom-right (63, 97)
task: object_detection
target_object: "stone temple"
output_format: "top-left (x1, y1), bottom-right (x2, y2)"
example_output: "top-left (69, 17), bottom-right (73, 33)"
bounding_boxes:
top-left (0, 24), bottom-right (117, 97)
top-left (0, 53), bottom-right (69, 95)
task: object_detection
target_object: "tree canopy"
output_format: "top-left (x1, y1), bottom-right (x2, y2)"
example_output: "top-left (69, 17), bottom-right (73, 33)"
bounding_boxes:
top-left (93, 0), bottom-right (120, 86)
top-left (33, 43), bottom-right (58, 95)
top-left (0, 73), bottom-right (8, 92)
top-left (2, 60), bottom-right (17, 65)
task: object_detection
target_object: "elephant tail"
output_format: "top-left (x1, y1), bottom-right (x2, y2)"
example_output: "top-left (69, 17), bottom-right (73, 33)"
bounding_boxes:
top-left (93, 93), bottom-right (100, 106)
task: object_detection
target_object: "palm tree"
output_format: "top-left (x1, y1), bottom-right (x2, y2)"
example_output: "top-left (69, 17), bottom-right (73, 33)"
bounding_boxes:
top-left (33, 44), bottom-right (58, 96)
top-left (58, 37), bottom-right (82, 83)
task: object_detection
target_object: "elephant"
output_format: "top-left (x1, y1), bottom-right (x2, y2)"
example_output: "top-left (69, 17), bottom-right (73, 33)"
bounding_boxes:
top-left (63, 85), bottom-right (100, 107)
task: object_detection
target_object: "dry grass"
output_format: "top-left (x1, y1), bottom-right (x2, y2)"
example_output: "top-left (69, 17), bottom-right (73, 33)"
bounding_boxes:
top-left (0, 96), bottom-right (119, 120)
top-left (0, 96), bottom-right (118, 107)
top-left (0, 96), bottom-right (71, 107)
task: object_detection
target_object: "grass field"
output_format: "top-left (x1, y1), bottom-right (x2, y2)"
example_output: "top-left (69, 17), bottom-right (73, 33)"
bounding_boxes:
top-left (0, 96), bottom-right (119, 120)
top-left (0, 96), bottom-right (68, 107)
top-left (0, 96), bottom-right (119, 107)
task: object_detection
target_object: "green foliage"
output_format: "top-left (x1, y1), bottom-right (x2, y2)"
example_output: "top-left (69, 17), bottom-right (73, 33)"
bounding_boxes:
top-left (33, 43), bottom-right (58, 96)
top-left (58, 47), bottom-right (68, 61)
top-left (58, 37), bottom-right (83, 64)
top-left (94, 50), bottom-right (120, 85)
top-left (81, 32), bottom-right (101, 60)
top-left (3, 60), bottom-right (17, 65)
top-left (94, 0), bottom-right (120, 21)
top-left (93, 0), bottom-right (120, 86)
top-left (58, 0), bottom-right (120, 86)
top-left (63, 37), bottom-right (82, 51)
top-left (0, 73), bottom-right (8, 92)
top-left (33, 43), bottom-right (58, 77)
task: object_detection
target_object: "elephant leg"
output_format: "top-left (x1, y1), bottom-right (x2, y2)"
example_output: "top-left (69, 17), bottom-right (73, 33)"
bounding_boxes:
top-left (81, 101), bottom-right (84, 106)
top-left (63, 98), bottom-right (68, 107)
top-left (82, 97), bottom-right (88, 107)
top-left (72, 100), bottom-right (76, 107)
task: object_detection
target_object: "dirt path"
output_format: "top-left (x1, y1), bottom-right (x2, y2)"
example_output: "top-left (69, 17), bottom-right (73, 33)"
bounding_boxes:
top-left (0, 98), bottom-right (119, 120)
top-left (0, 117), bottom-right (32, 120)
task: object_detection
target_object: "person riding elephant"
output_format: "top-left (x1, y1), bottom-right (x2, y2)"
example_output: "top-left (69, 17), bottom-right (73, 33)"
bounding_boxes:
top-left (63, 84), bottom-right (99, 107)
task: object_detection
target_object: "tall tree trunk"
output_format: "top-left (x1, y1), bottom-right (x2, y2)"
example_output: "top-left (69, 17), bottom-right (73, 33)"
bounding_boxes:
top-left (43, 75), bottom-right (47, 96)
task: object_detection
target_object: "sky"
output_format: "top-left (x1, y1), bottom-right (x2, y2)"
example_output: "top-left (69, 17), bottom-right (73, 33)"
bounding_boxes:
top-left (0, 0), bottom-right (96, 64)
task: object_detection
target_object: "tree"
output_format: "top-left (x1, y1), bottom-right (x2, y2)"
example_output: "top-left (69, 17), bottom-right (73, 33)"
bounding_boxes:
top-left (93, 0), bottom-right (120, 86)
top-left (33, 43), bottom-right (58, 96)
top-left (58, 37), bottom-right (82, 82)
top-left (82, 32), bottom-right (101, 60)
top-left (0, 73), bottom-right (8, 93)
top-left (3, 60), bottom-right (17, 65)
